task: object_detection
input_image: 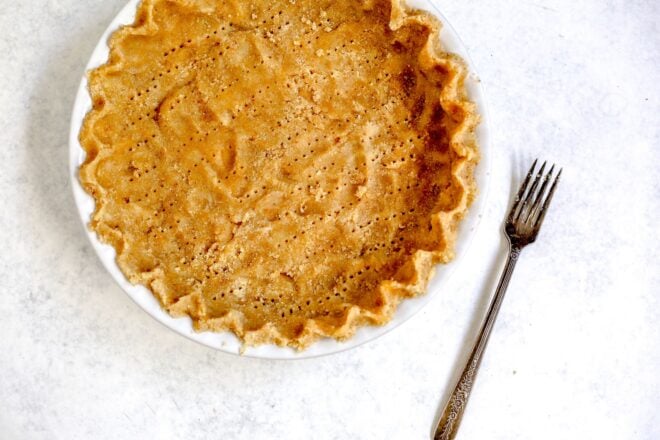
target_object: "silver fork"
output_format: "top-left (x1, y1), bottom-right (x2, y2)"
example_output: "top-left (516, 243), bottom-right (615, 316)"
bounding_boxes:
top-left (433, 159), bottom-right (562, 440)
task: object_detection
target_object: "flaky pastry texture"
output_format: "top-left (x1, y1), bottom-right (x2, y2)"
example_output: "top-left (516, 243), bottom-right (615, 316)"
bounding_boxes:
top-left (79, 0), bottom-right (479, 350)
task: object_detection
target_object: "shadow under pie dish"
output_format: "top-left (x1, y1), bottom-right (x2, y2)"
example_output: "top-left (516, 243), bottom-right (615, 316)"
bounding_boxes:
top-left (76, 0), bottom-right (480, 351)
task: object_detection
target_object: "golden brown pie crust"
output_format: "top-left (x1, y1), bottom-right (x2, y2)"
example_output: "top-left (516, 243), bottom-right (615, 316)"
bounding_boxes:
top-left (79, 0), bottom-right (479, 350)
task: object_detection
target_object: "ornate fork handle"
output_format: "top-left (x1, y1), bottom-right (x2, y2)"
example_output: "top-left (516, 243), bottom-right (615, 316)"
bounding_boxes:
top-left (434, 244), bottom-right (521, 440)
top-left (434, 160), bottom-right (561, 439)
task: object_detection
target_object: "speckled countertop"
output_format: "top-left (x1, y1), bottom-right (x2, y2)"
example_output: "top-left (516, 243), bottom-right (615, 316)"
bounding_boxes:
top-left (1, 1), bottom-right (658, 439)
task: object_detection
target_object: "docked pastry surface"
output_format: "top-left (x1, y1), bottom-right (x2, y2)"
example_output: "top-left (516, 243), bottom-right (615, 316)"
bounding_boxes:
top-left (80, 0), bottom-right (479, 349)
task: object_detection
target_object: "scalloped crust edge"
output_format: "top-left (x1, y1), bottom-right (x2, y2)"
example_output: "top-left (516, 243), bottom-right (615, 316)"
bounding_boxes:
top-left (80, 0), bottom-right (480, 352)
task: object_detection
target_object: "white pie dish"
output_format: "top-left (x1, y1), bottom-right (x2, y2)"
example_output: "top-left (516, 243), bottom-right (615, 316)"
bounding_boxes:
top-left (69, 0), bottom-right (491, 359)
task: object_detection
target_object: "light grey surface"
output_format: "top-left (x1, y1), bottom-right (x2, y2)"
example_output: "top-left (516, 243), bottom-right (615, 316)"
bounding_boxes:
top-left (1, 0), bottom-right (658, 439)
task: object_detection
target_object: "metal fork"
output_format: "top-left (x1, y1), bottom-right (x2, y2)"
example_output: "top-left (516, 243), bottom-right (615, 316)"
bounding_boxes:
top-left (433, 159), bottom-right (562, 440)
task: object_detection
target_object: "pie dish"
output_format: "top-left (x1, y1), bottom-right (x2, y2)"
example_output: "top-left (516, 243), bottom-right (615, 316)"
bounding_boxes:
top-left (71, 0), bottom-right (486, 355)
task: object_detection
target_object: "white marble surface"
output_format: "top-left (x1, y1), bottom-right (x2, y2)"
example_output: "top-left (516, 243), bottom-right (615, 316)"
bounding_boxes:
top-left (1, 0), bottom-right (658, 439)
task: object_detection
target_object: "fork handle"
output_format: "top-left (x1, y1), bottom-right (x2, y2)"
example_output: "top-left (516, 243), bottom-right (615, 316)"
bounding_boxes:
top-left (433, 244), bottom-right (521, 440)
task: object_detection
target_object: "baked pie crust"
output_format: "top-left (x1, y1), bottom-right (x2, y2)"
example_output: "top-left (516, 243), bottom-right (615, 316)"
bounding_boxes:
top-left (79, 0), bottom-right (479, 350)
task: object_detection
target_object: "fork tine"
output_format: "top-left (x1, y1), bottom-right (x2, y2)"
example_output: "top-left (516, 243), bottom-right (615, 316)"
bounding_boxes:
top-left (533, 168), bottom-right (562, 230)
top-left (526, 164), bottom-right (555, 223)
top-left (508, 159), bottom-right (537, 223)
top-left (515, 161), bottom-right (546, 223)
